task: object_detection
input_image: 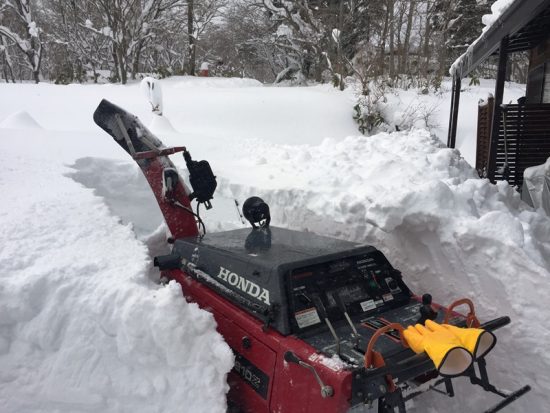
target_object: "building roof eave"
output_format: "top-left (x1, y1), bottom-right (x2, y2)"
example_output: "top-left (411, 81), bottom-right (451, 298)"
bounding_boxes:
top-left (450, 0), bottom-right (550, 79)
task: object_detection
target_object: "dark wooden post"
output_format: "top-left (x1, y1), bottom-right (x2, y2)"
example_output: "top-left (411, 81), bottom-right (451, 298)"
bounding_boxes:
top-left (487, 36), bottom-right (509, 182)
top-left (447, 77), bottom-right (456, 147)
top-left (447, 75), bottom-right (461, 148)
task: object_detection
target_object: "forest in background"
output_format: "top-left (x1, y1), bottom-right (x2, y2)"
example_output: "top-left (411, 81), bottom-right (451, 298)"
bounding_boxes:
top-left (0, 0), bottom-right (529, 88)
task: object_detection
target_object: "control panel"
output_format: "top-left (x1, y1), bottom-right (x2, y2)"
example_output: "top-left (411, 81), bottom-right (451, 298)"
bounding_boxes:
top-left (288, 250), bottom-right (411, 333)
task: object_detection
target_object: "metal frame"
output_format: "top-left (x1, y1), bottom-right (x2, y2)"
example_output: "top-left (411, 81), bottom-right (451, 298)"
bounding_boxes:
top-left (447, 76), bottom-right (461, 148)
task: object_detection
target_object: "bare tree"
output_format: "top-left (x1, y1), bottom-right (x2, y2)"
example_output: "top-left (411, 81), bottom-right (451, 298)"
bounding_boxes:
top-left (0, 0), bottom-right (522, 86)
top-left (0, 0), bottom-right (43, 83)
top-left (1, 35), bottom-right (16, 82)
top-left (43, 0), bottom-right (111, 83)
top-left (400, 0), bottom-right (416, 74)
top-left (388, 0), bottom-right (395, 78)
top-left (261, 0), bottom-right (325, 84)
top-left (186, 0), bottom-right (195, 74)
top-left (82, 0), bottom-right (183, 83)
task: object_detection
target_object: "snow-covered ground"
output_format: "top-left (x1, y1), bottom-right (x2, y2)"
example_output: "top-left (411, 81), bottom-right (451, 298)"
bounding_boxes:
top-left (0, 76), bottom-right (548, 412)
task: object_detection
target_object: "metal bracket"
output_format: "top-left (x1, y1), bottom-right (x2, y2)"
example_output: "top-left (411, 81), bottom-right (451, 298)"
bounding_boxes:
top-left (378, 389), bottom-right (406, 413)
top-left (351, 368), bottom-right (388, 405)
top-left (370, 355), bottom-right (530, 413)
top-left (402, 358), bottom-right (530, 413)
top-left (470, 358), bottom-right (531, 413)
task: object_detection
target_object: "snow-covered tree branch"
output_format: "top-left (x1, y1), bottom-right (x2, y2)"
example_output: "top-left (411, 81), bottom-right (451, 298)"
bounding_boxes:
top-left (0, 0), bottom-right (42, 83)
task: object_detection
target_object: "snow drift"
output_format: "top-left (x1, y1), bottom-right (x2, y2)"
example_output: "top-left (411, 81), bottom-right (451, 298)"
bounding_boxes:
top-left (0, 110), bottom-right (43, 129)
top-left (0, 149), bottom-right (233, 413)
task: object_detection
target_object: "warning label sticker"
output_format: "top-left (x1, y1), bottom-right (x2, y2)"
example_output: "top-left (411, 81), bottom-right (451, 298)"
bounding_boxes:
top-left (295, 308), bottom-right (321, 329)
top-left (360, 300), bottom-right (376, 312)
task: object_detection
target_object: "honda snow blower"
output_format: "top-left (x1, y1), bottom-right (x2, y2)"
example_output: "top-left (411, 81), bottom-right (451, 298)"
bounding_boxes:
top-left (93, 100), bottom-right (530, 413)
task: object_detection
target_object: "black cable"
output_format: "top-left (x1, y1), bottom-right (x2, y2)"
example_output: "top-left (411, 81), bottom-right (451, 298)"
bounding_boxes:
top-left (171, 200), bottom-right (206, 237)
top-left (195, 201), bottom-right (206, 236)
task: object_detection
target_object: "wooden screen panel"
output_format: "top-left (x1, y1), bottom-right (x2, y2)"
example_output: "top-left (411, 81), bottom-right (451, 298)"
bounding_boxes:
top-left (491, 104), bottom-right (550, 188)
top-left (476, 97), bottom-right (494, 177)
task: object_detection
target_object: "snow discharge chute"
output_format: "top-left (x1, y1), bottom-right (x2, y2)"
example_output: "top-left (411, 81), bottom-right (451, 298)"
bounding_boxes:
top-left (93, 99), bottom-right (216, 238)
top-left (94, 99), bottom-right (530, 413)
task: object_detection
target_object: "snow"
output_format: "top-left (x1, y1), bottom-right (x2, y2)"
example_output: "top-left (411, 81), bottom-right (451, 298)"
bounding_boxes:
top-left (365, 78), bottom-right (525, 164)
top-left (0, 110), bottom-right (43, 129)
top-left (307, 353), bottom-right (346, 372)
top-left (149, 114), bottom-right (179, 135)
top-left (481, 0), bottom-right (515, 29)
top-left (28, 21), bottom-right (38, 38)
top-left (1, 76), bottom-right (549, 412)
top-left (140, 77), bottom-right (163, 115)
top-left (0, 78), bottom-right (359, 147)
top-left (331, 28), bottom-right (341, 43)
top-left (523, 158), bottom-right (550, 216)
top-left (0, 148), bottom-right (233, 412)
top-left (276, 24), bottom-right (293, 38)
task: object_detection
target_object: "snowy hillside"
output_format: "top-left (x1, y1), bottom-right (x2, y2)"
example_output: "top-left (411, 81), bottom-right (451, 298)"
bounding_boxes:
top-left (1, 77), bottom-right (548, 412)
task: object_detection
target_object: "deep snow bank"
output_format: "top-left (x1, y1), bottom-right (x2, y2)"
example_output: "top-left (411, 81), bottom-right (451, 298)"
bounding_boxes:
top-left (0, 76), bottom-right (524, 166)
top-left (0, 142), bottom-right (233, 413)
top-left (219, 129), bottom-right (550, 411)
top-left (0, 77), bottom-right (359, 146)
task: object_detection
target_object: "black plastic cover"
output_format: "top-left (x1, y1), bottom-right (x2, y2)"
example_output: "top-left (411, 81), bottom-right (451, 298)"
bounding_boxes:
top-left (172, 227), bottom-right (409, 335)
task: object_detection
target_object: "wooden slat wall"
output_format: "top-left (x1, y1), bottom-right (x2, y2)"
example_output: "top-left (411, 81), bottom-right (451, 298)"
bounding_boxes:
top-left (491, 103), bottom-right (550, 187)
top-left (476, 97), bottom-right (494, 177)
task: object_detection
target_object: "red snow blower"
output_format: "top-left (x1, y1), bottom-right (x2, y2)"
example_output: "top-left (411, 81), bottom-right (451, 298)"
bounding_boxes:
top-left (94, 99), bottom-right (530, 413)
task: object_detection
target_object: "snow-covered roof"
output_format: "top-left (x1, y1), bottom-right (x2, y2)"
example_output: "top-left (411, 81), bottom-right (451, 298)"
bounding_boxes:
top-left (450, 0), bottom-right (550, 78)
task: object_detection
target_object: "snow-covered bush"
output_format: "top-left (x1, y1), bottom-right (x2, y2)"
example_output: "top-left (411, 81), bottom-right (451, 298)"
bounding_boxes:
top-left (353, 98), bottom-right (385, 135)
top-left (349, 77), bottom-right (388, 134)
top-left (350, 76), bottom-right (441, 135)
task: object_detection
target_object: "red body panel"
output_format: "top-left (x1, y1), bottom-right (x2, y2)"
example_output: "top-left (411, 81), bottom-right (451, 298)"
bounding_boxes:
top-left (140, 158), bottom-right (198, 238)
top-left (167, 269), bottom-right (353, 413)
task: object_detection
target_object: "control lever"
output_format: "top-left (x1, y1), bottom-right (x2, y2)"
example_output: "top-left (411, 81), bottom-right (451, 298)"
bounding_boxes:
top-left (334, 292), bottom-right (360, 347)
top-left (417, 293), bottom-right (438, 324)
top-left (312, 295), bottom-right (341, 357)
top-left (284, 351), bottom-right (333, 398)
